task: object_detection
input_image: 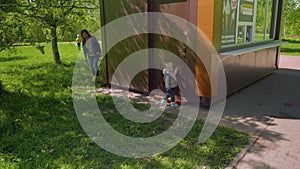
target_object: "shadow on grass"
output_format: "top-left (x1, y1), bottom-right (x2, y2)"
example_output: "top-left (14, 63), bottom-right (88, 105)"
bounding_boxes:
top-left (0, 88), bottom-right (250, 168)
top-left (0, 56), bottom-right (28, 62)
top-left (0, 57), bottom-right (249, 168)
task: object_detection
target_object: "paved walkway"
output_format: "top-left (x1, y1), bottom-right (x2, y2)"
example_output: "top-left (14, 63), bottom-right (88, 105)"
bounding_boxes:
top-left (224, 55), bottom-right (300, 169)
top-left (279, 55), bottom-right (300, 70)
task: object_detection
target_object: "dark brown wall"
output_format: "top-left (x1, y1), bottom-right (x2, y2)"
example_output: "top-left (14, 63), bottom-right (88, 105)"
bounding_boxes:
top-left (101, 0), bottom-right (149, 93)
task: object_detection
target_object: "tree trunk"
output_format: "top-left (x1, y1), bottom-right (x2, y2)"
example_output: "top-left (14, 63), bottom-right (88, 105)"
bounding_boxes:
top-left (51, 25), bottom-right (61, 64)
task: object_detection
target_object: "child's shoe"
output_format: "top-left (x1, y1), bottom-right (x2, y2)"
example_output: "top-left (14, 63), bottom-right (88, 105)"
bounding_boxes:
top-left (170, 102), bottom-right (178, 107)
top-left (160, 100), bottom-right (167, 105)
top-left (160, 99), bottom-right (171, 106)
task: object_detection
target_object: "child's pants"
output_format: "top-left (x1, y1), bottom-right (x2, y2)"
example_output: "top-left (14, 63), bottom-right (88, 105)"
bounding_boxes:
top-left (164, 88), bottom-right (175, 102)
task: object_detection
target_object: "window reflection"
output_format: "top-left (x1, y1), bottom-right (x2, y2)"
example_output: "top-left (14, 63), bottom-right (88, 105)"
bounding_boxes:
top-left (237, 25), bottom-right (245, 44)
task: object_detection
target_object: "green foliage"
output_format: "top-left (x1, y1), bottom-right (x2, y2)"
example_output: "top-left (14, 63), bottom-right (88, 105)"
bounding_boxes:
top-left (0, 12), bottom-right (28, 49)
top-left (255, 0), bottom-right (266, 34)
top-left (282, 0), bottom-right (300, 37)
top-left (0, 0), bottom-right (101, 64)
top-left (0, 0), bottom-right (101, 44)
top-left (19, 0), bottom-right (101, 42)
top-left (0, 0), bottom-right (19, 13)
top-left (58, 3), bottom-right (101, 42)
top-left (0, 45), bottom-right (250, 168)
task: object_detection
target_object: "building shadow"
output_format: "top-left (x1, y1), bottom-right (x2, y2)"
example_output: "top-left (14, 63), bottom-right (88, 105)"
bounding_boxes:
top-left (219, 68), bottom-right (300, 168)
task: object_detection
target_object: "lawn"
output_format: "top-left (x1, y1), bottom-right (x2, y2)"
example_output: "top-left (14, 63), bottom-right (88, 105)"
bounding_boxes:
top-left (0, 44), bottom-right (249, 169)
top-left (280, 38), bottom-right (300, 56)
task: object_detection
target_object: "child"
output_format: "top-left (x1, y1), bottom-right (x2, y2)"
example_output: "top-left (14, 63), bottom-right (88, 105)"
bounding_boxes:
top-left (75, 35), bottom-right (81, 51)
top-left (161, 62), bottom-right (179, 107)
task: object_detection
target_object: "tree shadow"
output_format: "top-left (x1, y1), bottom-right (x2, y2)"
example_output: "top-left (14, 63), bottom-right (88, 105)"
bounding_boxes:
top-left (0, 56), bottom-right (28, 62)
top-left (0, 89), bottom-right (248, 168)
top-left (237, 159), bottom-right (278, 169)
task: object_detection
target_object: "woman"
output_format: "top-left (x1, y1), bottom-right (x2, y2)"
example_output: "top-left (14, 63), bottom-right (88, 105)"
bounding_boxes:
top-left (81, 29), bottom-right (102, 80)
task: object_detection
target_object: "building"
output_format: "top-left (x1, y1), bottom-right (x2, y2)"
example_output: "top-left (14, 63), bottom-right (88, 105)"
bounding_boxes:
top-left (99, 0), bottom-right (285, 101)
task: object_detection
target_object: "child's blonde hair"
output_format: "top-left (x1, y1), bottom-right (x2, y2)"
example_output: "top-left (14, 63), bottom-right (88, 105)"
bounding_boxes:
top-left (165, 62), bottom-right (173, 70)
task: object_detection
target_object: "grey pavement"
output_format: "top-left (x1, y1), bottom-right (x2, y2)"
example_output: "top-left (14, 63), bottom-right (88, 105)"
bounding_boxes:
top-left (224, 55), bottom-right (300, 169)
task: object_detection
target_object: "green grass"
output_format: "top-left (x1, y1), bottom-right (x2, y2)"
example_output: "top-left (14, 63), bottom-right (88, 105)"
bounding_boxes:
top-left (0, 44), bottom-right (249, 169)
top-left (281, 38), bottom-right (300, 56)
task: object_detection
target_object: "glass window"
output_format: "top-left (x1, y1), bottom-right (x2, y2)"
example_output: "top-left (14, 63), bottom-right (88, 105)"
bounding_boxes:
top-left (254, 0), bottom-right (274, 41)
top-left (221, 0), bottom-right (278, 48)
top-left (254, 0), bottom-right (267, 41)
top-left (221, 0), bottom-right (238, 46)
top-left (237, 25), bottom-right (246, 44)
top-left (246, 25), bottom-right (253, 42)
top-left (237, 25), bottom-right (253, 43)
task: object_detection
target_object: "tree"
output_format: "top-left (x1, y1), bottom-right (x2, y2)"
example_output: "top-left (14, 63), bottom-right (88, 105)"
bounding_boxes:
top-left (283, 0), bottom-right (300, 37)
top-left (0, 0), bottom-right (23, 51)
top-left (21, 0), bottom-right (82, 64)
top-left (8, 0), bottom-right (99, 64)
